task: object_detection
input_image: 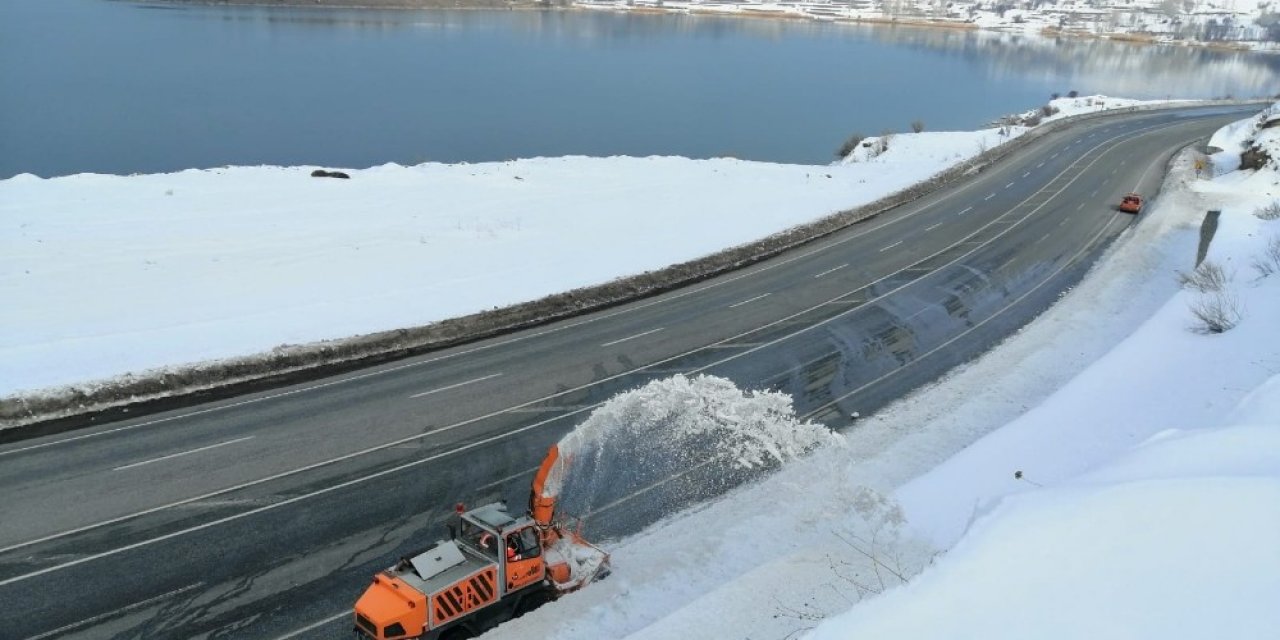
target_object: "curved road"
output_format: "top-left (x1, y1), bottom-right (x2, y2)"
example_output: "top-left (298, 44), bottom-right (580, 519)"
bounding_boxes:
top-left (0, 105), bottom-right (1251, 639)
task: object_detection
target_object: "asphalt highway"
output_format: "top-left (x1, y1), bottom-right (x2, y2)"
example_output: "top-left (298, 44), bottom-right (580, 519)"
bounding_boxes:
top-left (0, 105), bottom-right (1252, 639)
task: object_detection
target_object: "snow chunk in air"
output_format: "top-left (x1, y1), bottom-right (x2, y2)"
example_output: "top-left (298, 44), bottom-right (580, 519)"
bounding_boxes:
top-left (547, 374), bottom-right (839, 537)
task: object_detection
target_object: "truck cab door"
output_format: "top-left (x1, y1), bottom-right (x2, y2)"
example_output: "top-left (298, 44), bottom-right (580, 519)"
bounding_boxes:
top-left (504, 527), bottom-right (545, 592)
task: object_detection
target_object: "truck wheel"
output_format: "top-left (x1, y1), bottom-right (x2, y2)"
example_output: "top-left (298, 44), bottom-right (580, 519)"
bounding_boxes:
top-left (440, 628), bottom-right (474, 640)
top-left (513, 590), bottom-right (552, 617)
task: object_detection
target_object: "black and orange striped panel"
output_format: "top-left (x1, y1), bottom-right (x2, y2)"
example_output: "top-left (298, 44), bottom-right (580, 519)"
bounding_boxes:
top-left (429, 567), bottom-right (498, 628)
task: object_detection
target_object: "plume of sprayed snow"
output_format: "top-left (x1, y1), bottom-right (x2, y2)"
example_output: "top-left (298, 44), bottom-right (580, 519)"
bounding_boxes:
top-left (545, 374), bottom-right (839, 534)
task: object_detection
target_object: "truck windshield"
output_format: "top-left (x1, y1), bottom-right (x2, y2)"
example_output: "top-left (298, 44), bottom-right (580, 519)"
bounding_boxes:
top-left (459, 520), bottom-right (498, 558)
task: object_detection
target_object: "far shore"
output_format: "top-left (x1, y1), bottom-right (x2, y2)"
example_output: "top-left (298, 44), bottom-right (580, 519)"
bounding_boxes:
top-left (152, 0), bottom-right (1272, 54)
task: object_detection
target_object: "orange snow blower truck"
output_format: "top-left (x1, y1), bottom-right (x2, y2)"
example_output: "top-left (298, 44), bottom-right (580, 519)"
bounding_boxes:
top-left (353, 445), bottom-right (610, 640)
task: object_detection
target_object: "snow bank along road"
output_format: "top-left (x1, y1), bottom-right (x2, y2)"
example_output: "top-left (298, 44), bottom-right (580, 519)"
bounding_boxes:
top-left (0, 105), bottom-right (1251, 639)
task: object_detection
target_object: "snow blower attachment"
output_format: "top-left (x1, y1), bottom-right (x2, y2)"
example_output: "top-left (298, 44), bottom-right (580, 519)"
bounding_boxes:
top-left (353, 445), bottom-right (610, 639)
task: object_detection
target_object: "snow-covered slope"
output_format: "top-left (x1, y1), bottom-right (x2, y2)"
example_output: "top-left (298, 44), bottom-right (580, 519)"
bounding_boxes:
top-left (808, 420), bottom-right (1280, 639)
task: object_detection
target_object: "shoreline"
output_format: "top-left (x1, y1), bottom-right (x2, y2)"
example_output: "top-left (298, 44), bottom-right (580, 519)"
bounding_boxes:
top-left (150, 0), bottom-right (1274, 54)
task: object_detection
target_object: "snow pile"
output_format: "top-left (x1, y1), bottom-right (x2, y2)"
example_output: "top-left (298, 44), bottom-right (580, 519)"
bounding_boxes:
top-left (1205, 101), bottom-right (1280, 176)
top-left (548, 374), bottom-right (838, 534)
top-left (839, 128), bottom-right (1015, 165)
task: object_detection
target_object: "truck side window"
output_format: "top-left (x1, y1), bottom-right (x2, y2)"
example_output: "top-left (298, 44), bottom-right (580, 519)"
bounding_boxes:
top-left (517, 527), bottom-right (541, 559)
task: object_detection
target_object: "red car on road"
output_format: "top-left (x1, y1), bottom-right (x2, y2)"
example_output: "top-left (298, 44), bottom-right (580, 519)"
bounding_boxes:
top-left (1119, 193), bottom-right (1143, 214)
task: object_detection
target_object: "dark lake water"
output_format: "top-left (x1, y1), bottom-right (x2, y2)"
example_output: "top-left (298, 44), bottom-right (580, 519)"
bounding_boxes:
top-left (2, 0), bottom-right (1277, 178)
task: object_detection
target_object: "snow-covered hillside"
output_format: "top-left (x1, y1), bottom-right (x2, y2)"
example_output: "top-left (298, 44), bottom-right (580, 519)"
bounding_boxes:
top-left (474, 105), bottom-right (1280, 639)
top-left (578, 0), bottom-right (1280, 50)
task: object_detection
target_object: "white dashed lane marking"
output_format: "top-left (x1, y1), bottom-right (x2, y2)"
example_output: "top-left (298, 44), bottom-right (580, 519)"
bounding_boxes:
top-left (409, 373), bottom-right (504, 399)
top-left (813, 264), bottom-right (848, 278)
top-left (601, 327), bottom-right (664, 347)
top-left (114, 437), bottom-right (255, 472)
top-left (729, 293), bottom-right (771, 309)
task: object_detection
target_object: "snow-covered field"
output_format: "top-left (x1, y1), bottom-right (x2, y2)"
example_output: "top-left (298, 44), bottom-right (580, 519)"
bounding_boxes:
top-left (0, 95), bottom-right (1163, 400)
top-left (475, 106), bottom-right (1280, 638)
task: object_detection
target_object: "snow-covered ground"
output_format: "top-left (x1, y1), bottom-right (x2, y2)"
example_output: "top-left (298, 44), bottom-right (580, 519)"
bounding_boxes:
top-left (0, 95), bottom-right (1166, 400)
top-left (474, 106), bottom-right (1280, 638)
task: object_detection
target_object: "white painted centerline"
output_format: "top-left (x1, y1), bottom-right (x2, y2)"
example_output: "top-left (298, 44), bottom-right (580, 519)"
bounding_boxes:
top-left (1077, 203), bottom-right (1085, 211)
top-left (1051, 153), bottom-right (1059, 159)
top-left (409, 373), bottom-right (503, 399)
top-left (601, 327), bottom-right (664, 347)
top-left (1022, 172), bottom-right (1030, 178)
top-left (1036, 162), bottom-right (1045, 168)
top-left (983, 193), bottom-right (995, 201)
top-left (958, 206), bottom-right (973, 215)
top-left (924, 222), bottom-right (942, 232)
top-left (114, 437), bottom-right (255, 472)
top-left (1090, 188), bottom-right (1099, 197)
top-left (813, 264), bottom-right (848, 278)
top-left (1005, 182), bottom-right (1015, 189)
top-left (729, 293), bottom-right (771, 309)
top-left (879, 241), bottom-right (903, 252)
